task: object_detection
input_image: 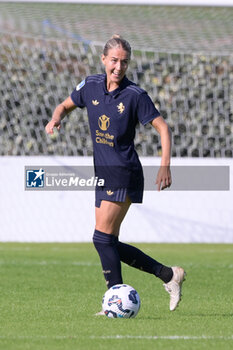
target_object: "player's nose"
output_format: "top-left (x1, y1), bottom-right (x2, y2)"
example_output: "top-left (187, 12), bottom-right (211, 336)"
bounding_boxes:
top-left (116, 61), bottom-right (122, 71)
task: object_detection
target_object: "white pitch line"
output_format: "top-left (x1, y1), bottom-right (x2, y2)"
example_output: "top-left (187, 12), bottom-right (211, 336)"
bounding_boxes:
top-left (0, 260), bottom-right (99, 266)
top-left (90, 335), bottom-right (233, 341)
top-left (0, 335), bottom-right (232, 341)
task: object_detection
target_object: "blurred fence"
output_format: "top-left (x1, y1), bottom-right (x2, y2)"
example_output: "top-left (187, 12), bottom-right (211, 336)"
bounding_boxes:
top-left (0, 2), bottom-right (233, 158)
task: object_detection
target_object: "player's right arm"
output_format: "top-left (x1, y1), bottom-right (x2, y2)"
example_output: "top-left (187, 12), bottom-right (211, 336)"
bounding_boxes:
top-left (45, 96), bottom-right (76, 134)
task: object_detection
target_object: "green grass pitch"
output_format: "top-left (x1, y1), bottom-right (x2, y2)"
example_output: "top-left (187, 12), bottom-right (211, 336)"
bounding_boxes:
top-left (0, 243), bottom-right (232, 350)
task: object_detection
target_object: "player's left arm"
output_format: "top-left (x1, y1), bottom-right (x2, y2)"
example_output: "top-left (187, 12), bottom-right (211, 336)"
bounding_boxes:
top-left (150, 116), bottom-right (172, 191)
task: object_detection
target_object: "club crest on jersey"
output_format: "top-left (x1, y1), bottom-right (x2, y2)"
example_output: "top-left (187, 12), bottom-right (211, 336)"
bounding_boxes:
top-left (92, 100), bottom-right (100, 106)
top-left (76, 79), bottom-right (85, 91)
top-left (98, 115), bottom-right (110, 131)
top-left (117, 102), bottom-right (125, 114)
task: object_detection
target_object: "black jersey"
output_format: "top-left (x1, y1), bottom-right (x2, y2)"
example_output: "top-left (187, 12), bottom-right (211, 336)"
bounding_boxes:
top-left (71, 74), bottom-right (160, 189)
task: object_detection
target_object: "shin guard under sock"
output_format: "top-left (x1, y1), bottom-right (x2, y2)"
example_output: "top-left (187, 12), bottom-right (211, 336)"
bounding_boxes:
top-left (117, 240), bottom-right (172, 282)
top-left (93, 229), bottom-right (123, 288)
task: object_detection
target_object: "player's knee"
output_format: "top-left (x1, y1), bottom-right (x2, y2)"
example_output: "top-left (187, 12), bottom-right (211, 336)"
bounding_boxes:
top-left (95, 216), bottom-right (114, 234)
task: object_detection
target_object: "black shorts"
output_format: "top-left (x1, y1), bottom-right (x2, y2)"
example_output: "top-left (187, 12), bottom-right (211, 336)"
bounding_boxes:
top-left (95, 187), bottom-right (143, 208)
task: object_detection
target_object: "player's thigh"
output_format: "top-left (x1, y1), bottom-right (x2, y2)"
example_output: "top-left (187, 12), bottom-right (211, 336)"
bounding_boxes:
top-left (95, 196), bottom-right (131, 235)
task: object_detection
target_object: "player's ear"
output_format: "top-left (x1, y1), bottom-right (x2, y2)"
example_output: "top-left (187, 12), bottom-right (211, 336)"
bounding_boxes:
top-left (101, 54), bottom-right (106, 66)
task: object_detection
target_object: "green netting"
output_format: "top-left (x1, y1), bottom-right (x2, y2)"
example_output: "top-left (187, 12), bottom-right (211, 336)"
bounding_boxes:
top-left (0, 3), bottom-right (233, 157)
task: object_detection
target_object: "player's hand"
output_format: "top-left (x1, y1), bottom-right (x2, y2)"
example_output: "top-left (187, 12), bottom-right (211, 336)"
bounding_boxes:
top-left (155, 166), bottom-right (172, 191)
top-left (45, 120), bottom-right (61, 135)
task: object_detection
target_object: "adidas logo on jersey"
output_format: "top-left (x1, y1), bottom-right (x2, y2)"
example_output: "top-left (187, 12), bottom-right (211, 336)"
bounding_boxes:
top-left (92, 100), bottom-right (99, 106)
top-left (106, 190), bottom-right (114, 196)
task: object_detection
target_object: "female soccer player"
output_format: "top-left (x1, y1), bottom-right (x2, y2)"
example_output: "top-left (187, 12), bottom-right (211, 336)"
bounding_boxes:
top-left (45, 35), bottom-right (185, 313)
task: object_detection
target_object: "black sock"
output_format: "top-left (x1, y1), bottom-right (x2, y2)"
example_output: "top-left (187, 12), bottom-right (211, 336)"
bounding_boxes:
top-left (117, 241), bottom-right (164, 277)
top-left (93, 230), bottom-right (123, 289)
top-left (158, 266), bottom-right (173, 283)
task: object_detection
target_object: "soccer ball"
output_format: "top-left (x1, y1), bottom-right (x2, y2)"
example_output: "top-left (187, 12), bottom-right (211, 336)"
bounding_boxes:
top-left (102, 284), bottom-right (140, 318)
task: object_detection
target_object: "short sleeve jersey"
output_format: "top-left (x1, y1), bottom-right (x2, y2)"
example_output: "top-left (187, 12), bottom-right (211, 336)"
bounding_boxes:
top-left (70, 74), bottom-right (160, 188)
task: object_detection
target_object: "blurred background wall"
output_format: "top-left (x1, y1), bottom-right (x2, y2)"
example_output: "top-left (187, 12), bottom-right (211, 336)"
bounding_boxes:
top-left (0, 1), bottom-right (232, 242)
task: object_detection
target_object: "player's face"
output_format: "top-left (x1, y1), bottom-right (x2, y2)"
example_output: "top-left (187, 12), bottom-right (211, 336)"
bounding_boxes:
top-left (102, 46), bottom-right (129, 90)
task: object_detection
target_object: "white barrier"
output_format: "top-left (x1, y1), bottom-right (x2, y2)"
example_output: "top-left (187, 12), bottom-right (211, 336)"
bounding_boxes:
top-left (0, 156), bottom-right (232, 243)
